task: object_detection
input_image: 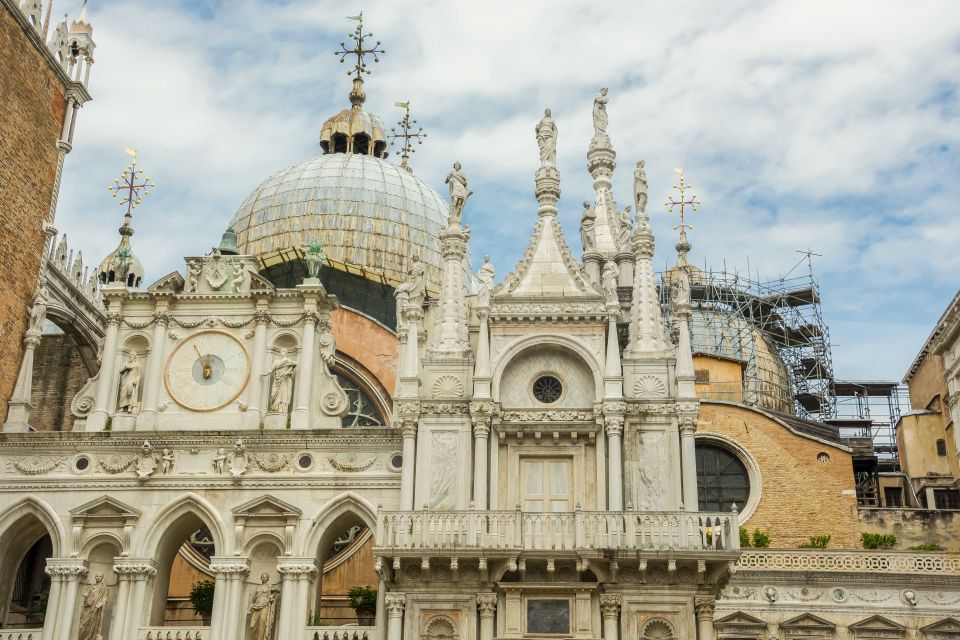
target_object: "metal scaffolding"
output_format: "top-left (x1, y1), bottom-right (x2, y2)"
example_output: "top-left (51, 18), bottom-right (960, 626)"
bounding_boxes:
top-left (659, 255), bottom-right (836, 422)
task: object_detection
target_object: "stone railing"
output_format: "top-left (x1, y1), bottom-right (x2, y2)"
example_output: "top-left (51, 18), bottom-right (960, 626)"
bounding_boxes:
top-left (306, 626), bottom-right (376, 640)
top-left (138, 627), bottom-right (209, 639)
top-left (737, 550), bottom-right (960, 574)
top-left (0, 631), bottom-right (44, 640)
top-left (377, 509), bottom-right (739, 552)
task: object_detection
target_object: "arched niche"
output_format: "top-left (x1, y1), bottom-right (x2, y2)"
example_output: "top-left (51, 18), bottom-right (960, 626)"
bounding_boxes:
top-left (0, 506), bottom-right (60, 629)
top-left (497, 343), bottom-right (599, 409)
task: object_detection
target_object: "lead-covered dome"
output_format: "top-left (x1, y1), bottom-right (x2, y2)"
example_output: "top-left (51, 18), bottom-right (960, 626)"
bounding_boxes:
top-left (228, 153), bottom-right (450, 291)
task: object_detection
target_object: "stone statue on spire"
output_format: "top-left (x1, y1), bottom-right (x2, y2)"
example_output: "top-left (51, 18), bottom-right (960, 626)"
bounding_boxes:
top-left (445, 162), bottom-right (472, 225)
top-left (535, 108), bottom-right (558, 167)
top-left (634, 160), bottom-right (648, 217)
top-left (592, 87), bottom-right (609, 138)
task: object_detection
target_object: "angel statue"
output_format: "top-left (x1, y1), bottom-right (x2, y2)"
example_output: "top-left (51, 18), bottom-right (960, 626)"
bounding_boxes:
top-left (264, 349), bottom-right (296, 413)
top-left (592, 87), bottom-right (609, 137)
top-left (77, 572), bottom-right (108, 640)
top-left (445, 162), bottom-right (472, 225)
top-left (535, 108), bottom-right (558, 167)
top-left (248, 573), bottom-right (281, 640)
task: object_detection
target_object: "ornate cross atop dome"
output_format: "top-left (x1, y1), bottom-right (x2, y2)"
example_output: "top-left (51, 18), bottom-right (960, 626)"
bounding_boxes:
top-left (98, 149), bottom-right (154, 288)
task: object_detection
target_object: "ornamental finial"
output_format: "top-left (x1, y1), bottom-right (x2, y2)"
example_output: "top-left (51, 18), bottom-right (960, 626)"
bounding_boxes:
top-left (389, 101), bottom-right (427, 171)
top-left (664, 167), bottom-right (701, 265)
top-left (334, 13), bottom-right (385, 108)
top-left (98, 148), bottom-right (152, 288)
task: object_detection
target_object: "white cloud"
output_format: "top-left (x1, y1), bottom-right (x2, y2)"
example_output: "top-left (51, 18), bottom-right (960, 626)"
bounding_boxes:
top-left (55, 0), bottom-right (960, 381)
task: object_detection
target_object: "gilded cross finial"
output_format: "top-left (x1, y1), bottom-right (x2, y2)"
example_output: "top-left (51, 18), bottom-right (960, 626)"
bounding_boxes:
top-left (664, 167), bottom-right (700, 242)
top-left (107, 148), bottom-right (155, 222)
top-left (335, 13), bottom-right (384, 107)
top-left (389, 101), bottom-right (427, 171)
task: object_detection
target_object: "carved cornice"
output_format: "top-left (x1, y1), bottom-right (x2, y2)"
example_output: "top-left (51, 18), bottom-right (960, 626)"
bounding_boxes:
top-left (501, 410), bottom-right (595, 423)
top-left (420, 401), bottom-right (470, 416)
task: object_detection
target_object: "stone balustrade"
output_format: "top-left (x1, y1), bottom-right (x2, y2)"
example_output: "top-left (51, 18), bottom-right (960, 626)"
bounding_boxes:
top-left (306, 626), bottom-right (377, 640)
top-left (0, 631), bottom-right (43, 640)
top-left (377, 509), bottom-right (739, 552)
top-left (137, 626), bottom-right (209, 639)
top-left (737, 549), bottom-right (960, 574)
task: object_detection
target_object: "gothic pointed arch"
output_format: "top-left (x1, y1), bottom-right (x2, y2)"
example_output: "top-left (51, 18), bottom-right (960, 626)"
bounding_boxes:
top-left (303, 491), bottom-right (378, 556)
top-left (137, 492), bottom-right (228, 558)
top-left (0, 496), bottom-right (66, 557)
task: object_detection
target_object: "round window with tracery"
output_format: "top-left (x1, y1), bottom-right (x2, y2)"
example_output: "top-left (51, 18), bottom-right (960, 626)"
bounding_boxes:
top-left (532, 375), bottom-right (562, 404)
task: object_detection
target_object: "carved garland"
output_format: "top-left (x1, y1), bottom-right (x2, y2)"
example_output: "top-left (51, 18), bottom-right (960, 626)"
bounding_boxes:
top-left (98, 455), bottom-right (137, 474)
top-left (10, 456), bottom-right (66, 475)
top-left (254, 453), bottom-right (292, 473)
top-left (328, 454), bottom-right (377, 472)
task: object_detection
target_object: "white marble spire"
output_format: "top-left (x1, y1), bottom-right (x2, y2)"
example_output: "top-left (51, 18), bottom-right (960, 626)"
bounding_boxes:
top-left (625, 160), bottom-right (668, 355)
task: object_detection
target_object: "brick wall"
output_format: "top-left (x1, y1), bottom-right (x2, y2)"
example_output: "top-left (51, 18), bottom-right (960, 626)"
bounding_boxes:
top-left (698, 402), bottom-right (862, 548)
top-left (29, 332), bottom-right (88, 431)
top-left (0, 5), bottom-right (68, 423)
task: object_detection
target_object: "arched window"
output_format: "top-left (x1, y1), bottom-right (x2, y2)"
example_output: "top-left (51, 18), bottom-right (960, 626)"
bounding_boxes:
top-left (336, 372), bottom-right (385, 427)
top-left (695, 443), bottom-right (750, 513)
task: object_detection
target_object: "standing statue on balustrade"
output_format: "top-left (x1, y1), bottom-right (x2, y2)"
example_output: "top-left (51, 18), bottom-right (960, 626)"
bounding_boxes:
top-left (445, 162), bottom-right (472, 225)
top-left (264, 349), bottom-right (296, 413)
top-left (535, 108), bottom-right (558, 168)
top-left (592, 87), bottom-right (609, 138)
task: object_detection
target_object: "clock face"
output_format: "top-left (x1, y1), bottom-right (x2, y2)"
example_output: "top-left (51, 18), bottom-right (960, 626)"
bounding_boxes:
top-left (165, 331), bottom-right (250, 412)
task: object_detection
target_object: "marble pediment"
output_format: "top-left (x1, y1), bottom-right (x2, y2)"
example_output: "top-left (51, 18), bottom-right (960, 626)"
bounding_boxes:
top-left (921, 618), bottom-right (960, 638)
top-left (69, 495), bottom-right (140, 523)
top-left (849, 615), bottom-right (906, 639)
top-left (232, 495), bottom-right (301, 521)
top-left (715, 611), bottom-right (766, 636)
top-left (780, 613), bottom-right (836, 638)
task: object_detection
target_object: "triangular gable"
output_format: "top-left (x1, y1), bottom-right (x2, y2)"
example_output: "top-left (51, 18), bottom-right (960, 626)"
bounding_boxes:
top-left (922, 618), bottom-right (960, 637)
top-left (781, 613), bottom-right (836, 630)
top-left (849, 615), bottom-right (906, 638)
top-left (147, 271), bottom-right (185, 293)
top-left (494, 216), bottom-right (602, 299)
top-left (715, 611), bottom-right (767, 632)
top-left (232, 495), bottom-right (301, 519)
top-left (69, 495), bottom-right (140, 521)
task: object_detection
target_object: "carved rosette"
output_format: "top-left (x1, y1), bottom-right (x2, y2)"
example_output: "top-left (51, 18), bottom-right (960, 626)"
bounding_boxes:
top-left (385, 592), bottom-right (407, 618)
top-left (599, 594), bottom-right (621, 618)
top-left (694, 596), bottom-right (716, 619)
top-left (476, 593), bottom-right (497, 617)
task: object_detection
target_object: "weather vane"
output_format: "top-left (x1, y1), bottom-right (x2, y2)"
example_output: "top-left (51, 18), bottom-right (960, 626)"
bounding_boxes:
top-left (335, 12), bottom-right (385, 81)
top-left (107, 148), bottom-right (155, 217)
top-left (664, 167), bottom-right (701, 241)
top-left (389, 101), bottom-right (427, 171)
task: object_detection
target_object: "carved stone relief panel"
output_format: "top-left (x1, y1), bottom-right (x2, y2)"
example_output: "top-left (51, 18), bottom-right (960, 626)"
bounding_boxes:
top-left (429, 431), bottom-right (459, 510)
top-left (636, 431), bottom-right (668, 510)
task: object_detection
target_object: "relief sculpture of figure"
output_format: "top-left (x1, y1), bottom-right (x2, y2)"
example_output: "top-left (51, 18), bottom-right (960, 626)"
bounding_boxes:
top-left (601, 261), bottom-right (620, 305)
top-left (535, 108), bottom-right (558, 167)
top-left (476, 256), bottom-right (495, 308)
top-left (248, 573), bottom-right (281, 640)
top-left (592, 87), bottom-right (609, 137)
top-left (27, 278), bottom-right (49, 333)
top-left (580, 201), bottom-right (597, 253)
top-left (77, 573), bottom-right (108, 640)
top-left (264, 349), bottom-right (296, 413)
top-left (444, 162), bottom-right (472, 225)
top-left (617, 205), bottom-right (633, 248)
top-left (117, 353), bottom-right (141, 413)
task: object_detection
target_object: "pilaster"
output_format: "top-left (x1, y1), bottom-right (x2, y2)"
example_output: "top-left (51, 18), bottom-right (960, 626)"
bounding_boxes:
top-left (429, 224), bottom-right (471, 358)
top-left (136, 305), bottom-right (170, 430)
top-left (385, 592), bottom-right (406, 640)
top-left (477, 593), bottom-right (497, 640)
top-left (2, 329), bottom-right (41, 431)
top-left (695, 596), bottom-right (716, 640)
top-left (599, 594), bottom-right (621, 640)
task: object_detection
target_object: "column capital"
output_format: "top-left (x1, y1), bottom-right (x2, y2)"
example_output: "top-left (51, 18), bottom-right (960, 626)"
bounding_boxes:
top-left (399, 418), bottom-right (419, 439)
top-left (679, 416), bottom-right (697, 434)
top-left (604, 417), bottom-right (624, 437)
top-left (476, 593), bottom-right (497, 617)
top-left (209, 556), bottom-right (251, 579)
top-left (113, 558), bottom-right (159, 580)
top-left (45, 557), bottom-right (88, 580)
top-left (385, 592), bottom-right (407, 617)
top-left (599, 593), bottom-right (622, 618)
top-left (105, 311), bottom-right (123, 326)
top-left (694, 596), bottom-right (716, 618)
top-left (472, 418), bottom-right (491, 438)
top-left (277, 558), bottom-right (319, 578)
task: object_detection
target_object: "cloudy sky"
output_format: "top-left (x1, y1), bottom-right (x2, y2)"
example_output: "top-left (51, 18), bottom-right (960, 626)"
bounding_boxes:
top-left (56, 0), bottom-right (960, 382)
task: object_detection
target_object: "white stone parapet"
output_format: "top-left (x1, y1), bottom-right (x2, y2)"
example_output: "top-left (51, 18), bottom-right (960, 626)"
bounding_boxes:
top-left (138, 627), bottom-right (208, 639)
top-left (376, 509), bottom-right (739, 552)
top-left (736, 549), bottom-right (960, 575)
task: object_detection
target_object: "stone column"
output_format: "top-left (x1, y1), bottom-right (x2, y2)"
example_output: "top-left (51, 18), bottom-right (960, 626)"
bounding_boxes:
top-left (477, 593), bottom-right (497, 640)
top-left (45, 558), bottom-right (88, 640)
top-left (599, 594), bottom-right (621, 640)
top-left (293, 311), bottom-right (318, 429)
top-left (385, 592), bottom-right (406, 640)
top-left (605, 417), bottom-right (624, 511)
top-left (472, 307), bottom-right (492, 398)
top-left (2, 328), bottom-right (42, 432)
top-left (472, 414), bottom-right (491, 509)
top-left (209, 557), bottom-right (250, 640)
top-left (111, 558), bottom-right (157, 640)
top-left (429, 225), bottom-right (471, 357)
top-left (88, 306), bottom-right (123, 431)
top-left (243, 307), bottom-right (271, 427)
top-left (277, 558), bottom-right (317, 638)
top-left (400, 419), bottom-right (418, 510)
top-left (679, 417), bottom-right (699, 512)
top-left (695, 597), bottom-right (716, 640)
top-left (136, 306), bottom-right (169, 430)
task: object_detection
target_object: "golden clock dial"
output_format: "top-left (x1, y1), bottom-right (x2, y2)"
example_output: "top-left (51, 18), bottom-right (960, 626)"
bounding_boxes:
top-left (164, 331), bottom-right (250, 412)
